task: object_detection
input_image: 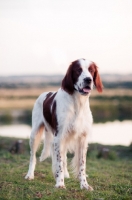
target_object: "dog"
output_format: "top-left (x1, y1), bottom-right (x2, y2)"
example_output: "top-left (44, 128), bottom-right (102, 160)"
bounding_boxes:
top-left (25, 58), bottom-right (103, 190)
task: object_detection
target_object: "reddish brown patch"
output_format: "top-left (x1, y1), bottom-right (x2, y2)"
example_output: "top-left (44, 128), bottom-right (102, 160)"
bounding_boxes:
top-left (61, 60), bottom-right (82, 95)
top-left (88, 62), bottom-right (103, 93)
top-left (43, 92), bottom-right (58, 134)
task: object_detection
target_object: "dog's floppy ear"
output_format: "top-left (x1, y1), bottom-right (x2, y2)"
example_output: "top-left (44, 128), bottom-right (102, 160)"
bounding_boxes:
top-left (61, 63), bottom-right (74, 95)
top-left (90, 63), bottom-right (103, 93)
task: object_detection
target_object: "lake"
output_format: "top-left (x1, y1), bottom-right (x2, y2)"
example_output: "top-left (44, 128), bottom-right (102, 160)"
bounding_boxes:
top-left (0, 121), bottom-right (131, 146)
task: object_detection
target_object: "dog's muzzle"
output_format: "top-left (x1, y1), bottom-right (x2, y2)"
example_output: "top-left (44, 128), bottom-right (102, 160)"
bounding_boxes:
top-left (75, 77), bottom-right (92, 96)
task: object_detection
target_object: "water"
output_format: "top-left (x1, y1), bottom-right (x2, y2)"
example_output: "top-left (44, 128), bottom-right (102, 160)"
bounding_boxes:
top-left (90, 120), bottom-right (132, 146)
top-left (0, 124), bottom-right (31, 139)
top-left (0, 121), bottom-right (131, 146)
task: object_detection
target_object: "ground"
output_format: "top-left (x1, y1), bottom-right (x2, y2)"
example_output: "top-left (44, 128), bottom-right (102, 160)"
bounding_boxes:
top-left (0, 137), bottom-right (132, 200)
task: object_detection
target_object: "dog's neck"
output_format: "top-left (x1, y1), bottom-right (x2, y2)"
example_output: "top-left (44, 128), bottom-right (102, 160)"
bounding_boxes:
top-left (73, 90), bottom-right (90, 109)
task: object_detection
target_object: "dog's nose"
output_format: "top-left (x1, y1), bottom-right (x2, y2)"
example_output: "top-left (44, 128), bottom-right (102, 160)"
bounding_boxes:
top-left (84, 77), bottom-right (92, 84)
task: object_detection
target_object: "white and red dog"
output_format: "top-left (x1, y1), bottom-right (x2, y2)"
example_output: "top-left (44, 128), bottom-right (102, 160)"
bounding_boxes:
top-left (25, 58), bottom-right (103, 190)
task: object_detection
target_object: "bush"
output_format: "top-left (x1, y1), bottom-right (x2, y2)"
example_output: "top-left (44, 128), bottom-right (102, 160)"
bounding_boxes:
top-left (97, 148), bottom-right (117, 160)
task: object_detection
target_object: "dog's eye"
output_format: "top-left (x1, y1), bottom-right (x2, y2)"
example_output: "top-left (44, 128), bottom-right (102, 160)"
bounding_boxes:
top-left (89, 69), bottom-right (93, 73)
top-left (77, 68), bottom-right (82, 73)
top-left (89, 68), bottom-right (94, 73)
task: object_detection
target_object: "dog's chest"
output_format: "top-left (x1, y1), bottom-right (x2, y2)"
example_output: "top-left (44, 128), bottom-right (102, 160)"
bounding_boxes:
top-left (56, 92), bottom-right (93, 135)
top-left (67, 106), bottom-right (92, 135)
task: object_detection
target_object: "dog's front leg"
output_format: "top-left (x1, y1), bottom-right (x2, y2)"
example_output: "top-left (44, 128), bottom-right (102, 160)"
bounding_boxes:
top-left (52, 136), bottom-right (65, 188)
top-left (78, 135), bottom-right (93, 191)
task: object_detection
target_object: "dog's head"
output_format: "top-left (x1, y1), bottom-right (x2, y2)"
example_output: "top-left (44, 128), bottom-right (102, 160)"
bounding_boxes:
top-left (61, 58), bottom-right (103, 95)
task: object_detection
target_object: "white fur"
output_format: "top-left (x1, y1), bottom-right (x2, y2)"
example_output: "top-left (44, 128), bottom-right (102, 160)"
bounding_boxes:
top-left (74, 59), bottom-right (93, 91)
top-left (25, 59), bottom-right (94, 191)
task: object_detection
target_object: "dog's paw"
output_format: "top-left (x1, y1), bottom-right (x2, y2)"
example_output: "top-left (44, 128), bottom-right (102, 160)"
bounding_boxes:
top-left (55, 183), bottom-right (66, 189)
top-left (55, 179), bottom-right (66, 189)
top-left (80, 182), bottom-right (93, 191)
top-left (25, 173), bottom-right (34, 180)
top-left (88, 185), bottom-right (94, 191)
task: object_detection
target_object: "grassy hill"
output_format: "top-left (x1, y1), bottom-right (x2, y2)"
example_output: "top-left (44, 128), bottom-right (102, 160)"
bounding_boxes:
top-left (0, 137), bottom-right (132, 200)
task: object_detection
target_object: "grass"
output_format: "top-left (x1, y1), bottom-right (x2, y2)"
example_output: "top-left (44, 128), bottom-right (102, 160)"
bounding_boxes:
top-left (0, 137), bottom-right (132, 200)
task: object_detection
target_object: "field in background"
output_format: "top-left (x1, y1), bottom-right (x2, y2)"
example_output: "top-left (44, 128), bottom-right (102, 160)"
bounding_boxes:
top-left (0, 87), bottom-right (132, 124)
top-left (0, 87), bottom-right (132, 109)
top-left (0, 87), bottom-right (59, 110)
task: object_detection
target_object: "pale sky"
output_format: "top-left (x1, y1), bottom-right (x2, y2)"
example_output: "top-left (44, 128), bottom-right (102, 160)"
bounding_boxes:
top-left (0, 0), bottom-right (132, 75)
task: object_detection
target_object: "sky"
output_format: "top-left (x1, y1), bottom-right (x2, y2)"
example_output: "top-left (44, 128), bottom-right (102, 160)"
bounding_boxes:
top-left (0, 0), bottom-right (132, 76)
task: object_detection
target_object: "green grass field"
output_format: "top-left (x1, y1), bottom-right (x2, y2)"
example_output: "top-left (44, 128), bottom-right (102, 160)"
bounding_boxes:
top-left (0, 137), bottom-right (132, 200)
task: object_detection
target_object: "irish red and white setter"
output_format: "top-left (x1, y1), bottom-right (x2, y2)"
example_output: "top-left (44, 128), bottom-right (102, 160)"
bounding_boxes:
top-left (25, 58), bottom-right (103, 190)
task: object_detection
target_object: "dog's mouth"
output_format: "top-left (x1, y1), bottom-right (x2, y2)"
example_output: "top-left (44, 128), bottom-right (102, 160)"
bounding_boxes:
top-left (78, 86), bottom-right (91, 95)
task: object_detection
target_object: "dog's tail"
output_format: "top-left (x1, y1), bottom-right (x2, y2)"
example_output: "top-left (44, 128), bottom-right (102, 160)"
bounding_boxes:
top-left (40, 129), bottom-right (53, 162)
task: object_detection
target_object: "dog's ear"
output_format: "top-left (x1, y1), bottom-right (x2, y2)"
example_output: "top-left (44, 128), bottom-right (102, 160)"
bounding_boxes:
top-left (61, 63), bottom-right (74, 95)
top-left (90, 63), bottom-right (103, 93)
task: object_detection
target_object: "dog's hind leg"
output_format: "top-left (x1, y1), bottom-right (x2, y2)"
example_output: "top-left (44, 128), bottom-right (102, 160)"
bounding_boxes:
top-left (63, 149), bottom-right (70, 178)
top-left (25, 124), bottom-right (44, 180)
top-left (40, 130), bottom-right (53, 162)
